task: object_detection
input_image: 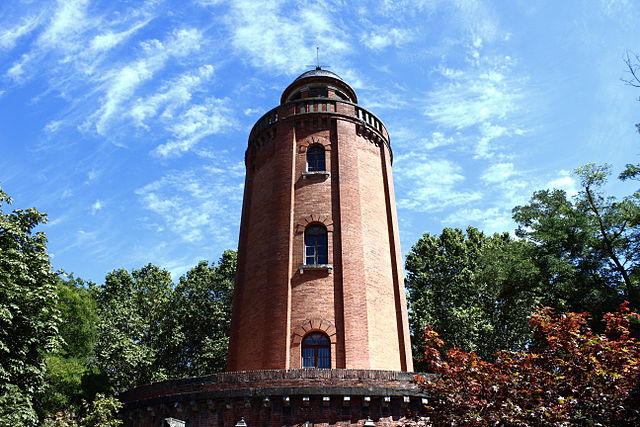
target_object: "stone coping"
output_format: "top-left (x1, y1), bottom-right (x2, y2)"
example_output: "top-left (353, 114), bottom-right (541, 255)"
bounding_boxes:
top-left (119, 369), bottom-right (425, 405)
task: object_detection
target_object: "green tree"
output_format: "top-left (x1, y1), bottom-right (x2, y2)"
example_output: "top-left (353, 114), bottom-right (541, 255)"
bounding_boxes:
top-left (513, 164), bottom-right (640, 314)
top-left (166, 250), bottom-right (236, 377)
top-left (42, 394), bottom-right (122, 427)
top-left (93, 264), bottom-right (174, 392)
top-left (92, 251), bottom-right (236, 392)
top-left (36, 275), bottom-right (106, 417)
top-left (405, 227), bottom-right (541, 365)
top-left (0, 189), bottom-right (60, 426)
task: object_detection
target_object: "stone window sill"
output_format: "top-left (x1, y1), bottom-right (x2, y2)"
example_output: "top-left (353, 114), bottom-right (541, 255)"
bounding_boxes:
top-left (302, 171), bottom-right (330, 179)
top-left (298, 264), bottom-right (333, 274)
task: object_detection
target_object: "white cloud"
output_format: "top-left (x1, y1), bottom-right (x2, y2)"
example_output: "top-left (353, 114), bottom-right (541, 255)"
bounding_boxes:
top-left (90, 19), bottom-right (152, 52)
top-left (153, 97), bottom-right (235, 157)
top-left (92, 28), bottom-right (204, 134)
top-left (424, 53), bottom-right (527, 159)
top-left (395, 155), bottom-right (482, 211)
top-left (130, 64), bottom-right (215, 126)
top-left (0, 14), bottom-right (42, 50)
top-left (228, 0), bottom-right (351, 74)
top-left (361, 28), bottom-right (413, 50)
top-left (39, 0), bottom-right (89, 48)
top-left (546, 171), bottom-right (578, 196)
top-left (136, 166), bottom-right (243, 243)
top-left (481, 162), bottom-right (516, 183)
top-left (91, 200), bottom-right (104, 214)
top-left (443, 207), bottom-right (513, 233)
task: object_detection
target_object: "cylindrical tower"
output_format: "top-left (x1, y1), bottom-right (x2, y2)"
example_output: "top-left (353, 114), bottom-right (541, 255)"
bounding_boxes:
top-left (227, 68), bottom-right (413, 372)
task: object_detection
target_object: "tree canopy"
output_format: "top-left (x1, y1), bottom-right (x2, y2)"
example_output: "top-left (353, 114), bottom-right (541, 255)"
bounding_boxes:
top-left (0, 189), bottom-right (60, 425)
top-left (417, 303), bottom-right (640, 425)
top-left (406, 227), bottom-right (541, 364)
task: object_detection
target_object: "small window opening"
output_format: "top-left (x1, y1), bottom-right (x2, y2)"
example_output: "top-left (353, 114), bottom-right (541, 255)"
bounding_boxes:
top-left (306, 145), bottom-right (325, 172)
top-left (308, 87), bottom-right (328, 98)
top-left (304, 225), bottom-right (328, 265)
top-left (302, 332), bottom-right (331, 368)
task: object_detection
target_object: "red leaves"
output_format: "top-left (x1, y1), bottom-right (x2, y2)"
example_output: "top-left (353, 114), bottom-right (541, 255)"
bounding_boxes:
top-left (416, 303), bottom-right (640, 425)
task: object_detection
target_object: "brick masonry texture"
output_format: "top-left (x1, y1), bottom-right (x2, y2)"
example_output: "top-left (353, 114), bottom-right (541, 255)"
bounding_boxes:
top-left (227, 74), bottom-right (413, 372)
top-left (118, 369), bottom-right (427, 427)
top-left (119, 73), bottom-right (421, 426)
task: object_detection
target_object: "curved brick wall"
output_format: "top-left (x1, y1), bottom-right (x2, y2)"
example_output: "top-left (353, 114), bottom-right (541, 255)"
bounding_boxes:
top-left (119, 369), bottom-right (427, 427)
top-left (228, 73), bottom-right (413, 372)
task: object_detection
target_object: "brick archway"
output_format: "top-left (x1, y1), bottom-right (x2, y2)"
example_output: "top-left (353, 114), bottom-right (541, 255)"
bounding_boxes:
top-left (298, 136), bottom-right (331, 152)
top-left (291, 318), bottom-right (337, 369)
top-left (295, 215), bottom-right (334, 234)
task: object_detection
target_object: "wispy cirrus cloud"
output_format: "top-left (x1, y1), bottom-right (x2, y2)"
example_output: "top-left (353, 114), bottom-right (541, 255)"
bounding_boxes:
top-left (227, 0), bottom-right (351, 74)
top-left (424, 53), bottom-right (527, 159)
top-left (395, 154), bottom-right (482, 212)
top-left (0, 13), bottom-right (43, 51)
top-left (89, 28), bottom-right (205, 134)
top-left (361, 28), bottom-right (414, 50)
top-left (136, 164), bottom-right (244, 244)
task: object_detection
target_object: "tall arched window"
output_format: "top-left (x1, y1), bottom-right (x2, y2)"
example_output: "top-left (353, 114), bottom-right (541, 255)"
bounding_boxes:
top-left (302, 332), bottom-right (331, 368)
top-left (306, 145), bottom-right (326, 172)
top-left (305, 225), bottom-right (328, 265)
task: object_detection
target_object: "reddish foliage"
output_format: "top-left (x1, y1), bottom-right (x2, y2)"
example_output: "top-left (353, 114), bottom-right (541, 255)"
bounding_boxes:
top-left (415, 302), bottom-right (640, 426)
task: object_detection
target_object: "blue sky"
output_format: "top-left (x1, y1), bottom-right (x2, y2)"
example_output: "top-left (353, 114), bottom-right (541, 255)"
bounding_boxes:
top-left (1, 0), bottom-right (639, 283)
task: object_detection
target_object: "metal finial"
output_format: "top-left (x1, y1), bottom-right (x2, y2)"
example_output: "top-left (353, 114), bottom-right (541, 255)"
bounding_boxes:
top-left (306, 47), bottom-right (330, 71)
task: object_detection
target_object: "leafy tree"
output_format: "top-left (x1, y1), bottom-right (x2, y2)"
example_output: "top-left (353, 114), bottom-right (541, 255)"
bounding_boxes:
top-left (513, 164), bottom-right (640, 314)
top-left (42, 394), bottom-right (122, 427)
top-left (405, 227), bottom-right (541, 364)
top-left (36, 275), bottom-right (106, 417)
top-left (416, 302), bottom-right (640, 426)
top-left (92, 251), bottom-right (236, 392)
top-left (0, 189), bottom-right (60, 426)
top-left (165, 250), bottom-right (236, 377)
top-left (93, 264), bottom-right (175, 392)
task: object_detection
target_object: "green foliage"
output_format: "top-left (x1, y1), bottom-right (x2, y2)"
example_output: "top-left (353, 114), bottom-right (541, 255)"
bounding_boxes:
top-left (166, 249), bottom-right (236, 377)
top-left (93, 264), bottom-right (175, 391)
top-left (513, 164), bottom-right (640, 314)
top-left (0, 384), bottom-right (39, 426)
top-left (93, 251), bottom-right (236, 392)
top-left (80, 394), bottom-right (122, 427)
top-left (406, 227), bottom-right (541, 364)
top-left (417, 303), bottom-right (640, 426)
top-left (42, 394), bottom-right (122, 427)
top-left (0, 188), bottom-right (60, 426)
top-left (35, 275), bottom-right (106, 418)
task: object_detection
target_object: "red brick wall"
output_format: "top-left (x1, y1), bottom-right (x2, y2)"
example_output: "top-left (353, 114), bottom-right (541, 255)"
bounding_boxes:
top-left (227, 75), bottom-right (413, 372)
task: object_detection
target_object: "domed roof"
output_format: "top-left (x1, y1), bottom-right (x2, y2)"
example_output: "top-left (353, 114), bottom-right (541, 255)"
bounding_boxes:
top-left (294, 67), bottom-right (344, 82)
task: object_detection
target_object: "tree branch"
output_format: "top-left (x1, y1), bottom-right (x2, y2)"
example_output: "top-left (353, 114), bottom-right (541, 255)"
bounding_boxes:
top-left (622, 50), bottom-right (640, 89)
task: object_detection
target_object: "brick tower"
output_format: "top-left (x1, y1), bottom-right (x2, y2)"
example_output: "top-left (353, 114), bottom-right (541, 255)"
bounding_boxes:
top-left (118, 70), bottom-right (425, 427)
top-left (227, 68), bottom-right (413, 372)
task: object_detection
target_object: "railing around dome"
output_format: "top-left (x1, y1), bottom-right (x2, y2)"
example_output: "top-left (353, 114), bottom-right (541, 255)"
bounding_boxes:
top-left (248, 98), bottom-right (390, 150)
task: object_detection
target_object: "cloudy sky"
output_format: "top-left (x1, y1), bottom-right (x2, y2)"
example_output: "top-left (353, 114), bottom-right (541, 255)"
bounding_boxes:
top-left (1, 0), bottom-right (639, 283)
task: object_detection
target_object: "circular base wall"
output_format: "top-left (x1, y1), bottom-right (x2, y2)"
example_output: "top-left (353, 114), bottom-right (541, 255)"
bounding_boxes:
top-left (118, 369), bottom-right (427, 426)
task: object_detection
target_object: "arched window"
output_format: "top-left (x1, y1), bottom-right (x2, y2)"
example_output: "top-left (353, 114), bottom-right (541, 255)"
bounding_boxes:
top-left (302, 332), bottom-right (331, 368)
top-left (305, 225), bottom-right (328, 265)
top-left (306, 145), bottom-right (326, 172)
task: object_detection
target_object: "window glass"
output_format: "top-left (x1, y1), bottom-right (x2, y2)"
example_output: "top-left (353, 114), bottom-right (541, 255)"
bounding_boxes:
top-left (302, 332), bottom-right (331, 369)
top-left (305, 225), bottom-right (328, 265)
top-left (306, 145), bottom-right (326, 172)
